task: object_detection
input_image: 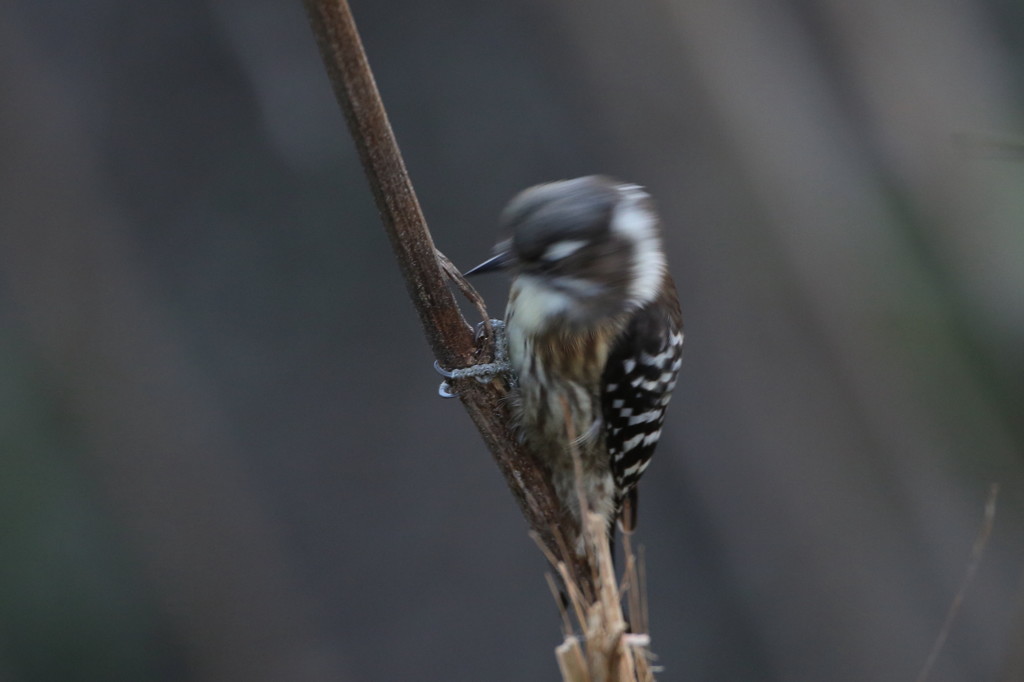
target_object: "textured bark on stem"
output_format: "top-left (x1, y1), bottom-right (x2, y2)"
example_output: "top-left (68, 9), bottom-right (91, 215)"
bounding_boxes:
top-left (302, 0), bottom-right (588, 588)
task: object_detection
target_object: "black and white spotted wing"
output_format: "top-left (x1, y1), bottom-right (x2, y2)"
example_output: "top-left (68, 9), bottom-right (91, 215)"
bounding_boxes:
top-left (601, 285), bottom-right (683, 531)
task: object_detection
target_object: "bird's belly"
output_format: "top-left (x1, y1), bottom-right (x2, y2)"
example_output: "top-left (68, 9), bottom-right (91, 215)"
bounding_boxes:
top-left (508, 329), bottom-right (616, 526)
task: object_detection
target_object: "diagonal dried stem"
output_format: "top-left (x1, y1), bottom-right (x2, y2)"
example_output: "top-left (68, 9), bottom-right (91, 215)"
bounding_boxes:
top-left (915, 484), bottom-right (999, 682)
top-left (301, 0), bottom-right (589, 589)
top-left (548, 397), bottom-right (656, 681)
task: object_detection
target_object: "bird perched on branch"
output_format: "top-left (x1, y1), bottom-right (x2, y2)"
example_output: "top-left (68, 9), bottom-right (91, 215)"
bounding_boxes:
top-left (451, 176), bottom-right (683, 552)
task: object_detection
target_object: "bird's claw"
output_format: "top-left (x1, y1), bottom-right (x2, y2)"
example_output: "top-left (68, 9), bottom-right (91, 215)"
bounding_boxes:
top-left (433, 320), bottom-right (512, 399)
top-left (432, 360), bottom-right (461, 399)
top-left (433, 360), bottom-right (457, 380)
top-left (437, 380), bottom-right (459, 399)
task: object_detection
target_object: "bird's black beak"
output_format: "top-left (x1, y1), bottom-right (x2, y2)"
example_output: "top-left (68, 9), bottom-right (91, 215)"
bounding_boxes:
top-left (463, 247), bottom-right (514, 276)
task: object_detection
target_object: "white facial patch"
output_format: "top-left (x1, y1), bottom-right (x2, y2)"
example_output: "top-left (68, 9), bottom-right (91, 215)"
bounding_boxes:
top-left (507, 274), bottom-right (573, 334)
top-left (542, 239), bottom-right (587, 263)
top-left (612, 185), bottom-right (666, 307)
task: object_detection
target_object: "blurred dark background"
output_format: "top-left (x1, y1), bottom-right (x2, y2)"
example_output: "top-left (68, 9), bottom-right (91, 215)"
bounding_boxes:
top-left (2, 0), bottom-right (1023, 680)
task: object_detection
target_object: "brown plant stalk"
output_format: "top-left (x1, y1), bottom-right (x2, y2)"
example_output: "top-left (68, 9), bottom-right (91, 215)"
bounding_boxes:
top-left (541, 400), bottom-right (654, 682)
top-left (302, 0), bottom-right (589, 589)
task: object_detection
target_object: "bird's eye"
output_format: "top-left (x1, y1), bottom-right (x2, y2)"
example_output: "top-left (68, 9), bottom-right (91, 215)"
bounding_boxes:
top-left (541, 239), bottom-right (587, 263)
